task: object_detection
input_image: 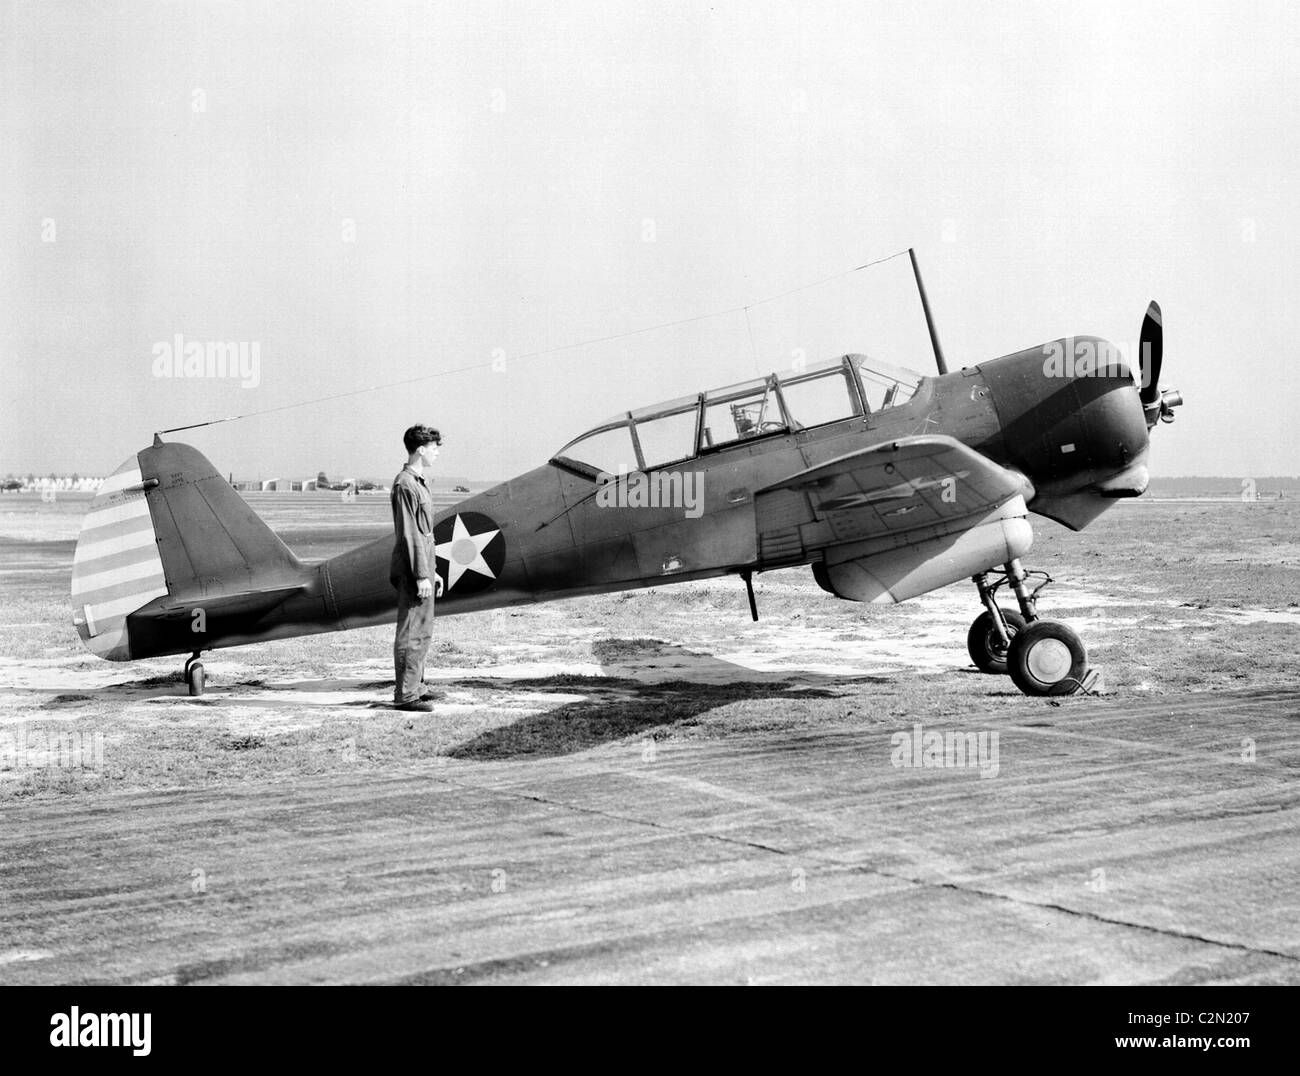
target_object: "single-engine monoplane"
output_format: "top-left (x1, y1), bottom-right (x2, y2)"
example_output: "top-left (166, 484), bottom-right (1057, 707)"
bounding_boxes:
top-left (72, 254), bottom-right (1181, 696)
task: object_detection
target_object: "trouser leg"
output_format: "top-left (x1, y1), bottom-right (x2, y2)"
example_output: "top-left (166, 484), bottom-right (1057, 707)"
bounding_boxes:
top-left (394, 586), bottom-right (436, 704)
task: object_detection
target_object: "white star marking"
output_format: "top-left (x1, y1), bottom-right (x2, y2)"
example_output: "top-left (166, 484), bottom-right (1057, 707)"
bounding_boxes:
top-left (435, 515), bottom-right (502, 590)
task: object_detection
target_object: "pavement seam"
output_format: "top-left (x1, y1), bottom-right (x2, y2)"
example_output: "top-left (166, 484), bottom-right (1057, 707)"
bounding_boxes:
top-left (918, 882), bottom-right (1300, 965)
top-left (433, 767), bottom-right (1300, 969)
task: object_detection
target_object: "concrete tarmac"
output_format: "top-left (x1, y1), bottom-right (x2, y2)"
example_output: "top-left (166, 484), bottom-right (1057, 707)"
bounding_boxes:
top-left (2, 687), bottom-right (1297, 984)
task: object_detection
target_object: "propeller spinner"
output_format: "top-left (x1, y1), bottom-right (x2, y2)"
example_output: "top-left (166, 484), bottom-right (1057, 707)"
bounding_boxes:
top-left (1139, 300), bottom-right (1183, 427)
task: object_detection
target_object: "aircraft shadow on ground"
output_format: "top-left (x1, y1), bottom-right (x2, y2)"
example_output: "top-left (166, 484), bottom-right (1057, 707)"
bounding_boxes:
top-left (48, 640), bottom-right (890, 760)
top-left (444, 638), bottom-right (887, 761)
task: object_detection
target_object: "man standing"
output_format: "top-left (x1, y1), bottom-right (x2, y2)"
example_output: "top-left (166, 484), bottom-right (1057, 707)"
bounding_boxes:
top-left (390, 424), bottom-right (444, 711)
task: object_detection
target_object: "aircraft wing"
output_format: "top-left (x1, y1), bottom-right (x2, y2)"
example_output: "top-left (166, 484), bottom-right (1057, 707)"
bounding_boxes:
top-left (754, 434), bottom-right (1029, 561)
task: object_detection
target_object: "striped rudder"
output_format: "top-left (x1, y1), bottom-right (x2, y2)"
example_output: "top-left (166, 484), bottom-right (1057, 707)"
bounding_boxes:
top-left (71, 457), bottom-right (168, 660)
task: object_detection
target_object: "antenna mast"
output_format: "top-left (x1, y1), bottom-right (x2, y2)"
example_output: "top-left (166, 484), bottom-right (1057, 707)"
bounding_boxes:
top-left (908, 247), bottom-right (948, 376)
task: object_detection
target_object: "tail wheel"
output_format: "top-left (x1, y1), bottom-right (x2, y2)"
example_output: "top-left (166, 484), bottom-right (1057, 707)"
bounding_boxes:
top-left (967, 608), bottom-right (1027, 674)
top-left (185, 659), bottom-right (205, 697)
top-left (1007, 620), bottom-right (1087, 696)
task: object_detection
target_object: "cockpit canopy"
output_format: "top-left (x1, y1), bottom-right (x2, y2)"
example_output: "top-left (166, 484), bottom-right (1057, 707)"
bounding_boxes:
top-left (553, 354), bottom-right (923, 474)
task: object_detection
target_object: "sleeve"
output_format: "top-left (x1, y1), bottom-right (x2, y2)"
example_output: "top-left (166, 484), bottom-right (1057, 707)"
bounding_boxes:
top-left (394, 485), bottom-right (431, 580)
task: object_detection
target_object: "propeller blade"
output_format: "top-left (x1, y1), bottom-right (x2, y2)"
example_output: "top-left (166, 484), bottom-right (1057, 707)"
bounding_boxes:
top-left (1139, 300), bottom-right (1163, 407)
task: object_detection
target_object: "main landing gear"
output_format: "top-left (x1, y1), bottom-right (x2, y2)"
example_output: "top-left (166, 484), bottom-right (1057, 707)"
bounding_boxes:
top-left (184, 652), bottom-right (206, 697)
top-left (968, 560), bottom-right (1089, 696)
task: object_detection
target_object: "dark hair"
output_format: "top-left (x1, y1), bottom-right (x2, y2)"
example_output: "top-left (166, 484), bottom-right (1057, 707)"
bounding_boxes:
top-left (402, 424), bottom-right (442, 454)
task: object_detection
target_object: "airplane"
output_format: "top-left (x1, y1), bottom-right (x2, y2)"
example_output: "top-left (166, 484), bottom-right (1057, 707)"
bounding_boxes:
top-left (315, 471), bottom-right (354, 492)
top-left (70, 253), bottom-right (1182, 698)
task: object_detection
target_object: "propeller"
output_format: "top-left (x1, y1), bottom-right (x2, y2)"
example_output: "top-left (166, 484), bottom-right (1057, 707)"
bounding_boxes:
top-left (1138, 300), bottom-right (1182, 428)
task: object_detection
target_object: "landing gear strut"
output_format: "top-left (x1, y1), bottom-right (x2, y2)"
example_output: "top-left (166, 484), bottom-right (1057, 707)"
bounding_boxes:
top-left (969, 560), bottom-right (1090, 696)
top-left (966, 606), bottom-right (1026, 674)
top-left (184, 652), bottom-right (205, 697)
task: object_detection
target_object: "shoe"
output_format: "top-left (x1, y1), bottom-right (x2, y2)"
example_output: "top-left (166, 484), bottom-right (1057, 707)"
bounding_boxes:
top-left (394, 699), bottom-right (435, 712)
top-left (419, 689), bottom-right (444, 701)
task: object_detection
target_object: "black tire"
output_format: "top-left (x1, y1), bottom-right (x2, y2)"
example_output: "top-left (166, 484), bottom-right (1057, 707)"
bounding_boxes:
top-left (1007, 620), bottom-right (1087, 696)
top-left (967, 608), bottom-right (1027, 674)
top-left (186, 662), bottom-right (205, 697)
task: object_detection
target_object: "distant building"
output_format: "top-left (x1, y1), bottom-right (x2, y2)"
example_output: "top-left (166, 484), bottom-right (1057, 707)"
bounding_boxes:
top-left (1, 474), bottom-right (105, 492)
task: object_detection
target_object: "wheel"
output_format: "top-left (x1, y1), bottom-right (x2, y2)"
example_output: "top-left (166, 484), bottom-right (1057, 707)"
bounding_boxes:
top-left (186, 661), bottom-right (205, 697)
top-left (1007, 620), bottom-right (1087, 696)
top-left (966, 608), bottom-right (1027, 674)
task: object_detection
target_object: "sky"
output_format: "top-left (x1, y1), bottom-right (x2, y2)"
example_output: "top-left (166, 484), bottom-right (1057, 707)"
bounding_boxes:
top-left (1, 0), bottom-right (1296, 481)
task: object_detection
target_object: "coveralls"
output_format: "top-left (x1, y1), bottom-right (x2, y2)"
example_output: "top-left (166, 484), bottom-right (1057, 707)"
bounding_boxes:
top-left (390, 464), bottom-right (436, 705)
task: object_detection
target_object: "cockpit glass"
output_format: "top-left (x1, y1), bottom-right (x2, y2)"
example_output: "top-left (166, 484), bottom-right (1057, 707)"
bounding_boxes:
top-left (857, 359), bottom-right (921, 411)
top-left (635, 407), bottom-right (698, 468)
top-left (777, 366), bottom-right (861, 428)
top-left (553, 356), bottom-right (926, 473)
top-left (557, 422), bottom-right (639, 474)
top-left (701, 377), bottom-right (785, 449)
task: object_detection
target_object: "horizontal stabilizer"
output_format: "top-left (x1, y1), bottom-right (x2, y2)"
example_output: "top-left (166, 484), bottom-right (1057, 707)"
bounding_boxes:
top-left (129, 584), bottom-right (305, 623)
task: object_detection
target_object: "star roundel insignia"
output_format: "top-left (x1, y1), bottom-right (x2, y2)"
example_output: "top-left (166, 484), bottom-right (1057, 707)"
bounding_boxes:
top-left (433, 511), bottom-right (505, 595)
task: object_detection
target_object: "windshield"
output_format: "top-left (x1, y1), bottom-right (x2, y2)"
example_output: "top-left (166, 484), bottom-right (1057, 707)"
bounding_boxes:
top-left (856, 355), bottom-right (922, 411)
top-left (555, 419), bottom-right (641, 474)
